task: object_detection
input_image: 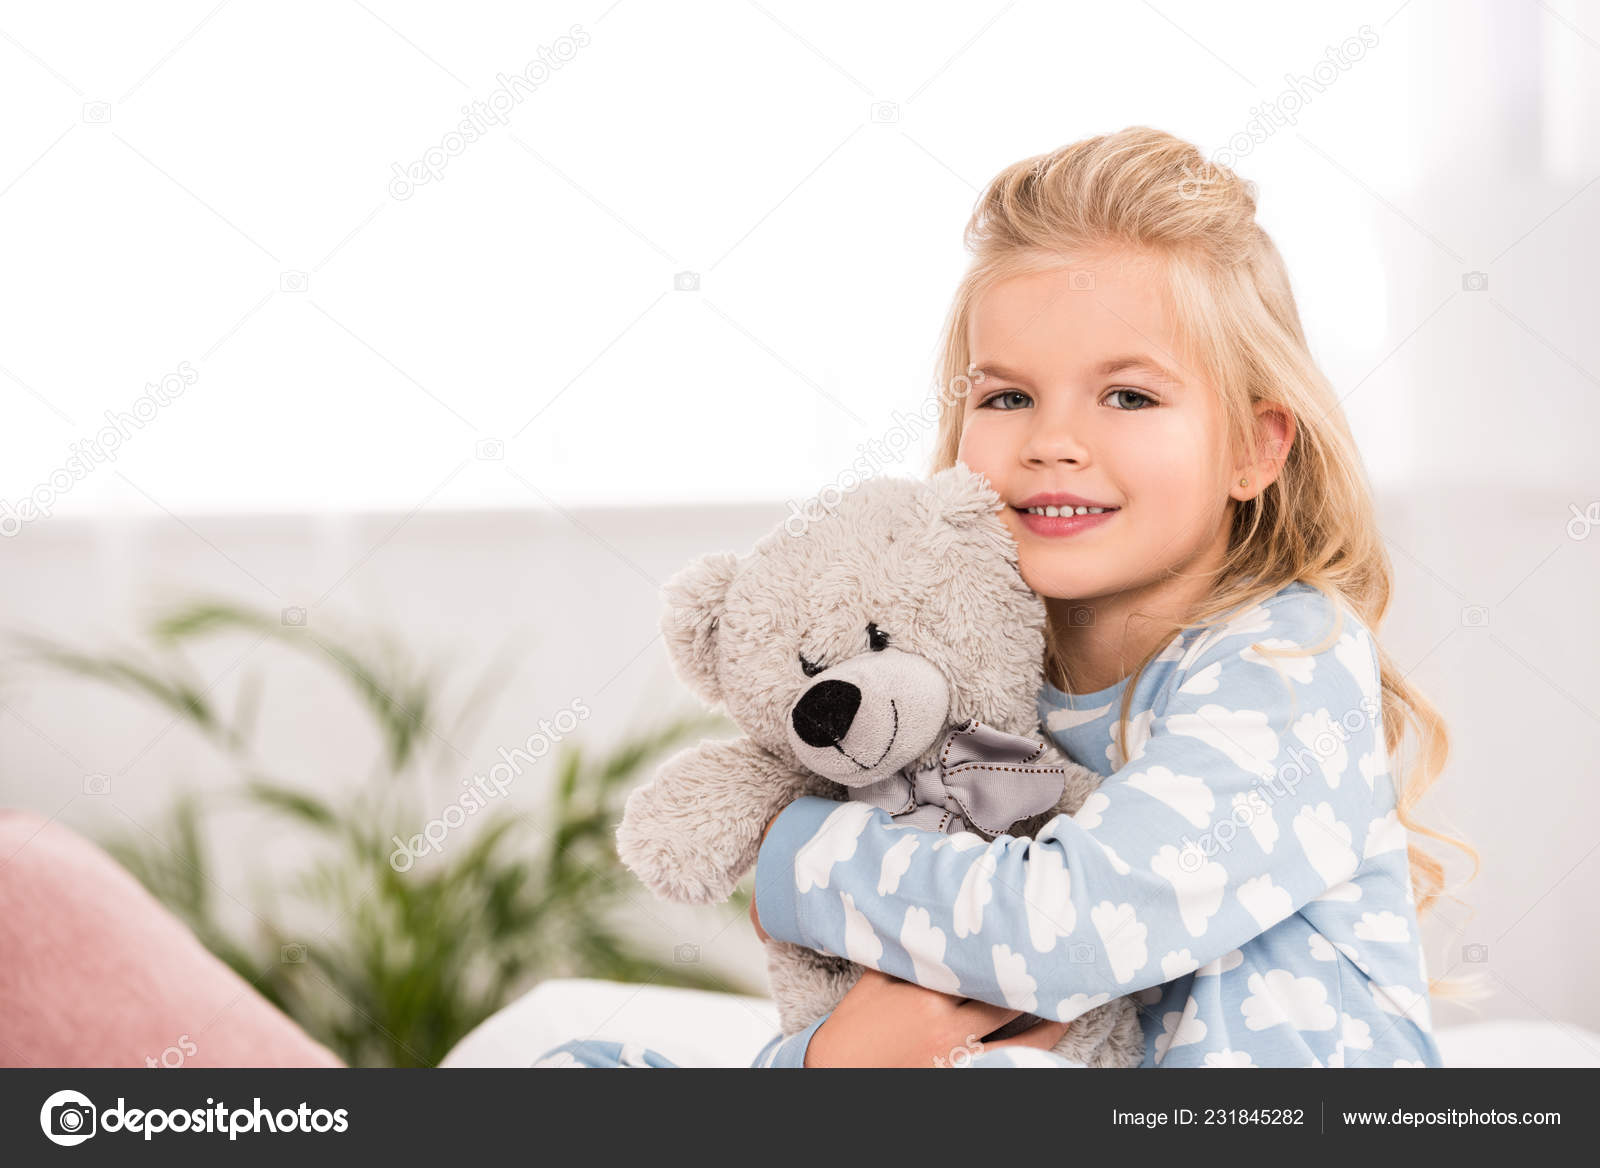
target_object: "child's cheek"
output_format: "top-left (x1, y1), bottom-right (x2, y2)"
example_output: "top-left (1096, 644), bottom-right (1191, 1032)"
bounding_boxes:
top-left (1117, 420), bottom-right (1214, 516)
top-left (954, 415), bottom-right (1004, 482)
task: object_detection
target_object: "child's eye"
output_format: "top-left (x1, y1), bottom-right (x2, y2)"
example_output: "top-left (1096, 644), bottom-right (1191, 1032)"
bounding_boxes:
top-left (1106, 387), bottom-right (1156, 410)
top-left (978, 389), bottom-right (1032, 410)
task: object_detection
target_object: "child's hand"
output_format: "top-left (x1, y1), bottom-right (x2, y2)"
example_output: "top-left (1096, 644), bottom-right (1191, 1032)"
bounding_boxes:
top-left (749, 894), bottom-right (770, 943)
top-left (804, 969), bottom-right (1072, 1067)
top-left (750, 810), bottom-right (1071, 1065)
top-left (749, 812), bottom-right (782, 943)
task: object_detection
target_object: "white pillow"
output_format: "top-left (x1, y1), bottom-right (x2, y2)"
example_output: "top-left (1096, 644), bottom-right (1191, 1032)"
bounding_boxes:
top-left (441, 978), bottom-right (781, 1068)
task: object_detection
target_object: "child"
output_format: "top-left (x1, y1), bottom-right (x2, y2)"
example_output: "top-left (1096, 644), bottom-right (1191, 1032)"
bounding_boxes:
top-left (749, 126), bottom-right (1473, 1069)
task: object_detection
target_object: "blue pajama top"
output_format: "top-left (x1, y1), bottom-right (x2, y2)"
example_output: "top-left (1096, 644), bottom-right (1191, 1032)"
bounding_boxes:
top-left (752, 581), bottom-right (1442, 1068)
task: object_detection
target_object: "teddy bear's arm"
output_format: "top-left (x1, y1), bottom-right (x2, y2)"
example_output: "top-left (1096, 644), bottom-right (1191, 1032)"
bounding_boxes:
top-left (616, 736), bottom-right (818, 905)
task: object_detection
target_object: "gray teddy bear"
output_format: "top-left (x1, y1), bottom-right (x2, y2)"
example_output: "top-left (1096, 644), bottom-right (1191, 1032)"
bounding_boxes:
top-left (616, 463), bottom-right (1143, 1067)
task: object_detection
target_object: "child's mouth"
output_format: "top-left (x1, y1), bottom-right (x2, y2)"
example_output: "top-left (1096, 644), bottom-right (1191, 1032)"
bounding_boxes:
top-left (1010, 504), bottom-right (1119, 538)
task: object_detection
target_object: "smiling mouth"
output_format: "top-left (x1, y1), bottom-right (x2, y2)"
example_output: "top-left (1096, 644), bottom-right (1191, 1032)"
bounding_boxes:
top-left (1011, 503), bottom-right (1119, 517)
top-left (831, 699), bottom-right (898, 771)
top-left (1009, 504), bottom-right (1120, 538)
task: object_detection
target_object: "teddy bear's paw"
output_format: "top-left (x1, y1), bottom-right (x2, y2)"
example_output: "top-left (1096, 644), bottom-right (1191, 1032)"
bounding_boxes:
top-left (615, 821), bottom-right (741, 905)
top-left (615, 818), bottom-right (739, 904)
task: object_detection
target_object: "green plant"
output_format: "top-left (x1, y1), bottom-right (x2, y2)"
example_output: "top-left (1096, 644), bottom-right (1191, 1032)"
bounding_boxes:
top-left (18, 599), bottom-right (758, 1067)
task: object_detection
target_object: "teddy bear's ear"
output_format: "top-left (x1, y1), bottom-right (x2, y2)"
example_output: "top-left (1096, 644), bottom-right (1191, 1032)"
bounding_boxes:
top-left (925, 461), bottom-right (1006, 527)
top-left (660, 550), bottom-right (740, 708)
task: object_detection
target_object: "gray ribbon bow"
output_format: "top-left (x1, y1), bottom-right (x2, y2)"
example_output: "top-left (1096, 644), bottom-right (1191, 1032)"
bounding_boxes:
top-left (849, 719), bottom-right (1066, 836)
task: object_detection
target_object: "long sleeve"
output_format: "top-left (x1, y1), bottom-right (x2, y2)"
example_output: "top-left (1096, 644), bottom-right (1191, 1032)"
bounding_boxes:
top-left (753, 592), bottom-right (1384, 1023)
top-left (751, 1016), bottom-right (827, 1067)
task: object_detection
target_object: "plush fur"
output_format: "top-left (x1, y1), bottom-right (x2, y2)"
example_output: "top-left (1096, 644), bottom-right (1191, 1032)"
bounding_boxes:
top-left (616, 464), bottom-right (1143, 1068)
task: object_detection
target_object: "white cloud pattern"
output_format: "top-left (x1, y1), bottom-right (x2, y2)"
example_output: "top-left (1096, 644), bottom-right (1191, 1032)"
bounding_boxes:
top-left (953, 849), bottom-right (997, 938)
top-left (901, 906), bottom-right (960, 994)
top-left (1293, 802), bottom-right (1359, 887)
top-left (1354, 910), bottom-right (1410, 943)
top-left (1091, 901), bottom-right (1149, 984)
top-left (1292, 708), bottom-right (1349, 789)
top-left (1238, 873), bottom-right (1294, 930)
top-left (1165, 704), bottom-right (1280, 777)
top-left (1152, 843), bottom-right (1227, 936)
top-left (1154, 996), bottom-right (1207, 1063)
top-left (1126, 765), bottom-right (1215, 828)
top-left (1234, 789), bottom-right (1279, 853)
top-left (877, 833), bottom-right (920, 895)
top-left (840, 892), bottom-right (882, 967)
top-left (992, 944), bottom-right (1038, 1012)
top-left (1241, 639), bottom-right (1316, 685)
top-left (1241, 970), bottom-right (1337, 1032)
top-left (1162, 949), bottom-right (1201, 979)
top-left (1023, 846), bottom-right (1075, 952)
top-left (794, 802), bottom-right (876, 893)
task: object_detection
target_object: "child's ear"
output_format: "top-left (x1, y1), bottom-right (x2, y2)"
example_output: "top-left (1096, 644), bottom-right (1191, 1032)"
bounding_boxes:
top-left (660, 551), bottom-right (740, 708)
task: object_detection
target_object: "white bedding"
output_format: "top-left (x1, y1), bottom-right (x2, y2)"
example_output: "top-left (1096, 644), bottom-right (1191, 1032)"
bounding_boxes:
top-left (441, 978), bottom-right (1600, 1068)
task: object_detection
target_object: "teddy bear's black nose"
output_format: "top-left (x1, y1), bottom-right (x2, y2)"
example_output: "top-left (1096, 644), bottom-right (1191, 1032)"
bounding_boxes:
top-left (792, 679), bottom-right (861, 748)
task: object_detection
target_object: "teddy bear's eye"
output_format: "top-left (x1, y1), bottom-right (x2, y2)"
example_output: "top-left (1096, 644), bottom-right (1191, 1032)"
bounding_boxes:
top-left (798, 652), bottom-right (825, 678)
top-left (867, 622), bottom-right (889, 652)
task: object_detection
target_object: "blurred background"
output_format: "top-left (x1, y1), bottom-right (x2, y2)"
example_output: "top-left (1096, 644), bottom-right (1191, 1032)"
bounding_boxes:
top-left (2, 0), bottom-right (1597, 1064)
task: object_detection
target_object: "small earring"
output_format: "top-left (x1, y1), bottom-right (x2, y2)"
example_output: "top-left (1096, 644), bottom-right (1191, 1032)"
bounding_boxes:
top-left (1239, 477), bottom-right (1249, 487)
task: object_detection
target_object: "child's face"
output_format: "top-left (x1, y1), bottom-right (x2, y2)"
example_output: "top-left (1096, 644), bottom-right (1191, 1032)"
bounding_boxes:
top-left (956, 252), bottom-right (1240, 606)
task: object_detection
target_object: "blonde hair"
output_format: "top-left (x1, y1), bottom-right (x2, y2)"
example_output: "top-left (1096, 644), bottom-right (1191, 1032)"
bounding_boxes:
top-left (928, 128), bottom-right (1477, 947)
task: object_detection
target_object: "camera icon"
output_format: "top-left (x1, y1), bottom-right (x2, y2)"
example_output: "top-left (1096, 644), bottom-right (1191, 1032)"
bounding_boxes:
top-left (52, 1101), bottom-right (94, 1135)
top-left (281, 942), bottom-right (307, 964)
top-left (1461, 271), bottom-right (1488, 292)
top-left (1068, 942), bottom-right (1096, 963)
top-left (1461, 943), bottom-right (1489, 963)
top-left (475, 438), bottom-right (504, 461)
top-left (81, 101), bottom-right (111, 124)
top-left (279, 270), bottom-right (309, 293)
top-left (1066, 605), bottom-right (1095, 627)
top-left (281, 606), bottom-right (307, 627)
top-left (41, 1090), bottom-right (98, 1146)
top-left (1460, 605), bottom-right (1489, 627)
top-left (673, 270), bottom-right (700, 292)
top-left (673, 943), bottom-right (700, 964)
top-left (869, 101), bottom-right (900, 123)
top-left (1069, 270), bottom-right (1096, 291)
top-left (82, 772), bottom-right (111, 796)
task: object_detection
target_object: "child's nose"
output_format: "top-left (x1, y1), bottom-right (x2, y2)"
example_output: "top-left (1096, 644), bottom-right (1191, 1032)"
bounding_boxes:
top-left (1022, 402), bottom-right (1093, 465)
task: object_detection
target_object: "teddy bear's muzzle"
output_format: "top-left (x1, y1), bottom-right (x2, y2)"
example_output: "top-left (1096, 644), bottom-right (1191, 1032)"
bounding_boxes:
top-left (790, 679), bottom-right (861, 748)
top-left (785, 647), bottom-right (951, 785)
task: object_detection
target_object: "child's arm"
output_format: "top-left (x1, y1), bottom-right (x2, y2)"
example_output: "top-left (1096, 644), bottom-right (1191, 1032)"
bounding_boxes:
top-left (753, 594), bottom-right (1383, 1021)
